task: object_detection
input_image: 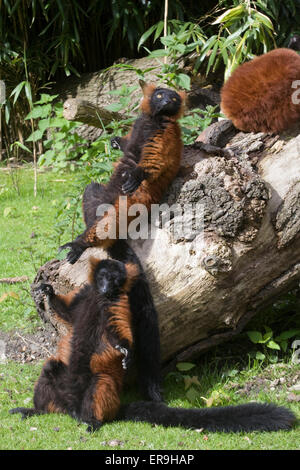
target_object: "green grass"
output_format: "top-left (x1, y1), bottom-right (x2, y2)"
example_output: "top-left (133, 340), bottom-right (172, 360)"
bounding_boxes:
top-left (0, 167), bottom-right (78, 331)
top-left (0, 166), bottom-right (299, 450)
top-left (1, 360), bottom-right (299, 450)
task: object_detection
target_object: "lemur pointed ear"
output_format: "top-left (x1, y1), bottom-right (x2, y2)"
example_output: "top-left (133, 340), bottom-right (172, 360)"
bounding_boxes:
top-left (139, 79), bottom-right (146, 90)
top-left (178, 90), bottom-right (187, 104)
top-left (139, 82), bottom-right (157, 114)
top-left (88, 256), bottom-right (101, 284)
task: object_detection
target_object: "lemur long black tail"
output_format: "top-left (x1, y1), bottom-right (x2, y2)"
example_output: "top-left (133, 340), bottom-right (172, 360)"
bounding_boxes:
top-left (117, 401), bottom-right (296, 432)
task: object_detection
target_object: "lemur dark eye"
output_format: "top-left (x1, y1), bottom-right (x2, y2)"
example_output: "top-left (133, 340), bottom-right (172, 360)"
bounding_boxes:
top-left (156, 93), bottom-right (162, 99)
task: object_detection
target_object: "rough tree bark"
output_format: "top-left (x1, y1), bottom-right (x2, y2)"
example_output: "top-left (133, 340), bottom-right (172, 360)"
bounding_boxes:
top-left (31, 120), bottom-right (300, 366)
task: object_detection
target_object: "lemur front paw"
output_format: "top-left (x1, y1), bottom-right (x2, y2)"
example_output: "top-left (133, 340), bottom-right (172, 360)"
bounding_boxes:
top-left (58, 242), bottom-right (73, 252)
top-left (39, 283), bottom-right (54, 297)
top-left (59, 242), bottom-right (86, 265)
top-left (121, 167), bottom-right (145, 195)
top-left (110, 136), bottom-right (122, 150)
top-left (86, 420), bottom-right (102, 433)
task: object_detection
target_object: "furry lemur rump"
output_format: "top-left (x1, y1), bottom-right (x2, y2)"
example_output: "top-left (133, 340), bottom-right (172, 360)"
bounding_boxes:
top-left (221, 48), bottom-right (300, 133)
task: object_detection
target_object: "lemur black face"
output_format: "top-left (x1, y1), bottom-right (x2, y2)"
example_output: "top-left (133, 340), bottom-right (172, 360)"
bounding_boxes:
top-left (150, 88), bottom-right (181, 117)
top-left (95, 260), bottom-right (127, 299)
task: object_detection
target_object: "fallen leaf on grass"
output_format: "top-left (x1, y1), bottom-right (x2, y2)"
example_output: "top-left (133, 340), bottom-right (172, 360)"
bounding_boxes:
top-left (3, 207), bottom-right (13, 217)
top-left (0, 292), bottom-right (19, 302)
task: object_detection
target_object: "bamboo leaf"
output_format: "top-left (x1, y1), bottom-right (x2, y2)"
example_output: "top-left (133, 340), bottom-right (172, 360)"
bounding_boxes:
top-left (10, 81), bottom-right (26, 104)
top-left (24, 82), bottom-right (33, 106)
top-left (206, 41), bottom-right (219, 74)
top-left (212, 5), bottom-right (245, 25)
top-left (254, 11), bottom-right (274, 30)
top-left (138, 23), bottom-right (159, 50)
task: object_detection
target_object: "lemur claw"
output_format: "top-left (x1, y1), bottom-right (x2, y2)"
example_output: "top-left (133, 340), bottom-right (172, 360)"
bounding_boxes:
top-left (115, 345), bottom-right (130, 370)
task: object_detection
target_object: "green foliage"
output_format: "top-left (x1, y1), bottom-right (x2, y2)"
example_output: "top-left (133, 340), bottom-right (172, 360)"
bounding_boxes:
top-left (143, 2), bottom-right (277, 83)
top-left (247, 325), bottom-right (300, 363)
top-left (145, 21), bottom-right (207, 90)
top-left (2, 0), bottom-right (300, 162)
top-left (179, 106), bottom-right (221, 145)
top-left (141, 20), bottom-right (207, 89)
top-left (2, 360), bottom-right (299, 449)
top-left (207, 1), bottom-right (275, 78)
top-left (138, 20), bottom-right (206, 52)
top-left (26, 85), bottom-right (139, 239)
top-left (20, 93), bottom-right (121, 175)
top-left (0, 0), bottom-right (187, 160)
top-left (172, 361), bottom-right (231, 407)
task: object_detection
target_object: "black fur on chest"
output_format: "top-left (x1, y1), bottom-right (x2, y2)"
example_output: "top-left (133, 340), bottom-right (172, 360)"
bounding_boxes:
top-left (67, 286), bottom-right (117, 374)
top-left (123, 113), bottom-right (169, 162)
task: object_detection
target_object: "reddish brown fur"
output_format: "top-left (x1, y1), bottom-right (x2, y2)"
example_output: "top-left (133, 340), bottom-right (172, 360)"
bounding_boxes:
top-left (56, 288), bottom-right (80, 307)
top-left (12, 258), bottom-right (137, 428)
top-left (139, 82), bottom-right (157, 114)
top-left (56, 330), bottom-right (72, 365)
top-left (91, 353), bottom-right (123, 422)
top-left (108, 295), bottom-right (133, 345)
top-left (47, 400), bottom-right (63, 414)
top-left (123, 263), bottom-right (139, 292)
top-left (88, 256), bottom-right (103, 284)
top-left (52, 289), bottom-right (79, 367)
top-left (221, 48), bottom-right (300, 133)
top-left (89, 334), bottom-right (126, 422)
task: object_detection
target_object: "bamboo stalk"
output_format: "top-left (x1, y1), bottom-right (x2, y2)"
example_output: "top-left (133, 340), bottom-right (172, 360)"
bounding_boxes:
top-left (164, 0), bottom-right (168, 65)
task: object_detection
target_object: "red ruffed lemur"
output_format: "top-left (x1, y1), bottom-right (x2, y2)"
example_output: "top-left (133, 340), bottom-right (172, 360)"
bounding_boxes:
top-left (10, 257), bottom-right (139, 432)
top-left (221, 48), bottom-right (300, 133)
top-left (60, 80), bottom-right (186, 263)
top-left (10, 252), bottom-right (296, 432)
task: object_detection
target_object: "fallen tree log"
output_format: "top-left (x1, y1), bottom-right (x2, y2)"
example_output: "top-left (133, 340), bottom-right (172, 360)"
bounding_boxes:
top-left (31, 122), bottom-right (300, 366)
top-left (63, 98), bottom-right (130, 129)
